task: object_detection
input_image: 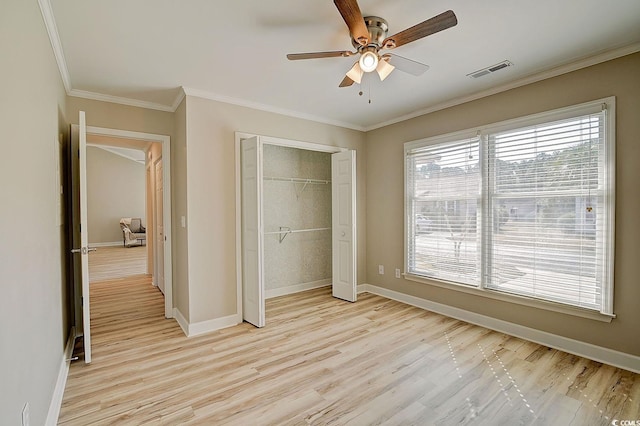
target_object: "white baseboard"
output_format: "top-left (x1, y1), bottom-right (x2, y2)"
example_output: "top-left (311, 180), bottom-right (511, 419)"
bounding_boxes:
top-left (173, 308), bottom-right (241, 337)
top-left (358, 284), bottom-right (640, 374)
top-left (45, 327), bottom-right (76, 426)
top-left (88, 241), bottom-right (122, 247)
top-left (173, 308), bottom-right (189, 337)
top-left (266, 279), bottom-right (331, 299)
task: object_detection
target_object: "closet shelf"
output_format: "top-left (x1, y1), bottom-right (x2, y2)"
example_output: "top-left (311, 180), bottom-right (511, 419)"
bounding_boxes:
top-left (265, 226), bottom-right (331, 243)
top-left (264, 176), bottom-right (331, 199)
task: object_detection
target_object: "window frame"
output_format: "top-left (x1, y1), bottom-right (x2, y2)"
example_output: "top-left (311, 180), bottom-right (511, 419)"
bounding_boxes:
top-left (404, 97), bottom-right (616, 322)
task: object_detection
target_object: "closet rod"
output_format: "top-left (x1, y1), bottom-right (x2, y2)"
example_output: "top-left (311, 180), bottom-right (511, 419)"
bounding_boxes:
top-left (263, 176), bottom-right (331, 184)
top-left (264, 227), bottom-right (331, 235)
top-left (264, 227), bottom-right (331, 243)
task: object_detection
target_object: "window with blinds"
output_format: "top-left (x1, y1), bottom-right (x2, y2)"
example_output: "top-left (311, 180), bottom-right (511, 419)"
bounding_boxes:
top-left (405, 99), bottom-right (615, 315)
top-left (406, 137), bottom-right (481, 286)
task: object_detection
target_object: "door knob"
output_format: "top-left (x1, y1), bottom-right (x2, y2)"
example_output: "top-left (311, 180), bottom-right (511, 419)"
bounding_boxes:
top-left (341, 231), bottom-right (346, 237)
top-left (71, 247), bottom-right (97, 254)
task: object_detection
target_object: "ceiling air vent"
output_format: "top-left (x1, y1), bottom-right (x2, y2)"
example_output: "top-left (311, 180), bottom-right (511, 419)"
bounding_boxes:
top-left (467, 60), bottom-right (513, 78)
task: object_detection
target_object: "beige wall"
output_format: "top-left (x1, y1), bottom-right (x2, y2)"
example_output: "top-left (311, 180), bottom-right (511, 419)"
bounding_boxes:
top-left (365, 52), bottom-right (640, 356)
top-left (87, 146), bottom-right (146, 244)
top-left (0, 0), bottom-right (69, 423)
top-left (66, 97), bottom-right (175, 137)
top-left (183, 95), bottom-right (366, 323)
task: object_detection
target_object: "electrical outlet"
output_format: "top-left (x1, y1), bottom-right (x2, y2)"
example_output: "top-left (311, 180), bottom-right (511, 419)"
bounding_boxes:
top-left (395, 268), bottom-right (401, 279)
top-left (378, 264), bottom-right (384, 275)
top-left (22, 402), bottom-right (30, 426)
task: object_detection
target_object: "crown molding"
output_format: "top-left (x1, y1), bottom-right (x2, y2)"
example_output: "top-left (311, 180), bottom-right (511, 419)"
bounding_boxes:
top-left (38, 0), bottom-right (71, 92)
top-left (68, 89), bottom-right (175, 112)
top-left (38, 0), bottom-right (638, 134)
top-left (171, 89), bottom-right (186, 111)
top-left (181, 87), bottom-right (365, 132)
top-left (364, 42), bottom-right (640, 132)
top-left (87, 144), bottom-right (146, 164)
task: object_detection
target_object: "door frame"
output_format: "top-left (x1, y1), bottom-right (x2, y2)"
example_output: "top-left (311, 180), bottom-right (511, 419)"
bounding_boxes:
top-left (234, 132), bottom-right (348, 322)
top-left (87, 125), bottom-right (174, 319)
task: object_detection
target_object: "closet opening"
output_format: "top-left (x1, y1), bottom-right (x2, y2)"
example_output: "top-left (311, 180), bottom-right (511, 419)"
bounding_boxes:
top-left (263, 144), bottom-right (333, 300)
top-left (236, 134), bottom-right (357, 328)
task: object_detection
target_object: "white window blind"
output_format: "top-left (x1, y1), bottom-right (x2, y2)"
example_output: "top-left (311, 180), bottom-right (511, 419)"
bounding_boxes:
top-left (405, 99), bottom-right (614, 316)
top-left (406, 137), bottom-right (481, 286)
top-left (486, 111), bottom-right (608, 311)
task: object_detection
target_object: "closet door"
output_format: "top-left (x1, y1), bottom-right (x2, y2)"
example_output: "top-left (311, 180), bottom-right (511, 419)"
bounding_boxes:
top-left (241, 137), bottom-right (265, 327)
top-left (332, 150), bottom-right (357, 302)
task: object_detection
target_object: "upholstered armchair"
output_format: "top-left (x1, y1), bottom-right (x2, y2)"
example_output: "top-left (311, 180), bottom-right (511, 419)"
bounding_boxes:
top-left (119, 217), bottom-right (146, 247)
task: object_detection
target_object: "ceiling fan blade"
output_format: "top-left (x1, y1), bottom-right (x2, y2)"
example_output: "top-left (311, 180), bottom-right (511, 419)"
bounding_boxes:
top-left (339, 75), bottom-right (355, 87)
top-left (383, 54), bottom-right (429, 76)
top-left (334, 0), bottom-right (370, 46)
top-left (382, 10), bottom-right (457, 49)
top-left (287, 50), bottom-right (355, 60)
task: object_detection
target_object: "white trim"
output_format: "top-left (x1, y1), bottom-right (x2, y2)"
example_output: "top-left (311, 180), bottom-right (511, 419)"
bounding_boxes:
top-left (365, 42), bottom-right (640, 131)
top-left (69, 89), bottom-right (175, 112)
top-left (85, 125), bottom-right (173, 319)
top-left (38, 0), bottom-right (71, 92)
top-left (45, 327), bottom-right (75, 426)
top-left (403, 274), bottom-right (613, 322)
top-left (173, 308), bottom-right (189, 337)
top-left (358, 284), bottom-right (640, 374)
top-left (235, 134), bottom-right (243, 324)
top-left (187, 314), bottom-right (242, 337)
top-left (173, 308), bottom-right (241, 337)
top-left (236, 132), bottom-right (344, 154)
top-left (172, 89), bottom-right (187, 112)
top-left (87, 241), bottom-right (122, 247)
top-left (266, 280), bottom-right (331, 299)
top-left (603, 101), bottom-right (616, 315)
top-left (184, 87), bottom-right (364, 132)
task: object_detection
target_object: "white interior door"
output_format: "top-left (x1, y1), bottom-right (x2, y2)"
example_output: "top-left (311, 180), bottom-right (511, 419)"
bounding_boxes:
top-left (71, 111), bottom-right (93, 363)
top-left (241, 136), bottom-right (265, 327)
top-left (154, 158), bottom-right (165, 294)
top-left (332, 150), bottom-right (357, 302)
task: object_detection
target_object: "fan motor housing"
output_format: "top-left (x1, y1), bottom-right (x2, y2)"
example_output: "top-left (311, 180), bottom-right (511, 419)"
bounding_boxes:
top-left (352, 16), bottom-right (388, 49)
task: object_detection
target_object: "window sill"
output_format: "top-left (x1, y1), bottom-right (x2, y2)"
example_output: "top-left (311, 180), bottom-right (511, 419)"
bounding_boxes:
top-left (404, 273), bottom-right (615, 323)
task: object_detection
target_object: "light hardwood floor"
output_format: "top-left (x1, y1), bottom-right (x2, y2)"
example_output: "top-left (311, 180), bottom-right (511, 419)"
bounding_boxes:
top-left (59, 278), bottom-right (639, 425)
top-left (89, 245), bottom-right (147, 282)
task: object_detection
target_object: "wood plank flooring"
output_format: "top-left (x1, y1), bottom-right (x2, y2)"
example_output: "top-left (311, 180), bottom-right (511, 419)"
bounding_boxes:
top-left (59, 279), bottom-right (639, 425)
top-left (89, 245), bottom-right (147, 282)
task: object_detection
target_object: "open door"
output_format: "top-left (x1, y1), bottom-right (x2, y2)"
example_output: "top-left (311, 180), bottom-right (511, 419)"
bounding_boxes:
top-left (154, 158), bottom-right (165, 295)
top-left (241, 136), bottom-right (265, 327)
top-left (70, 111), bottom-right (94, 363)
top-left (332, 150), bottom-right (357, 302)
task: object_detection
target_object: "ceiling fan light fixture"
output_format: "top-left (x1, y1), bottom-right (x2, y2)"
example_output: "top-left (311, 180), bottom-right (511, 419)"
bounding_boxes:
top-left (346, 62), bottom-right (364, 84)
top-left (376, 58), bottom-right (395, 81)
top-left (359, 51), bottom-right (379, 73)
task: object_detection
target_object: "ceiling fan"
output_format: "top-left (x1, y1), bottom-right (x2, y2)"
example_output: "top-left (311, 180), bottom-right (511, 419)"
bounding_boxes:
top-left (286, 0), bottom-right (458, 87)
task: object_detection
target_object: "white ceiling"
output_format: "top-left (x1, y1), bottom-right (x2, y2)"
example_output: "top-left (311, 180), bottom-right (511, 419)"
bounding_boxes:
top-left (48, 0), bottom-right (640, 130)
